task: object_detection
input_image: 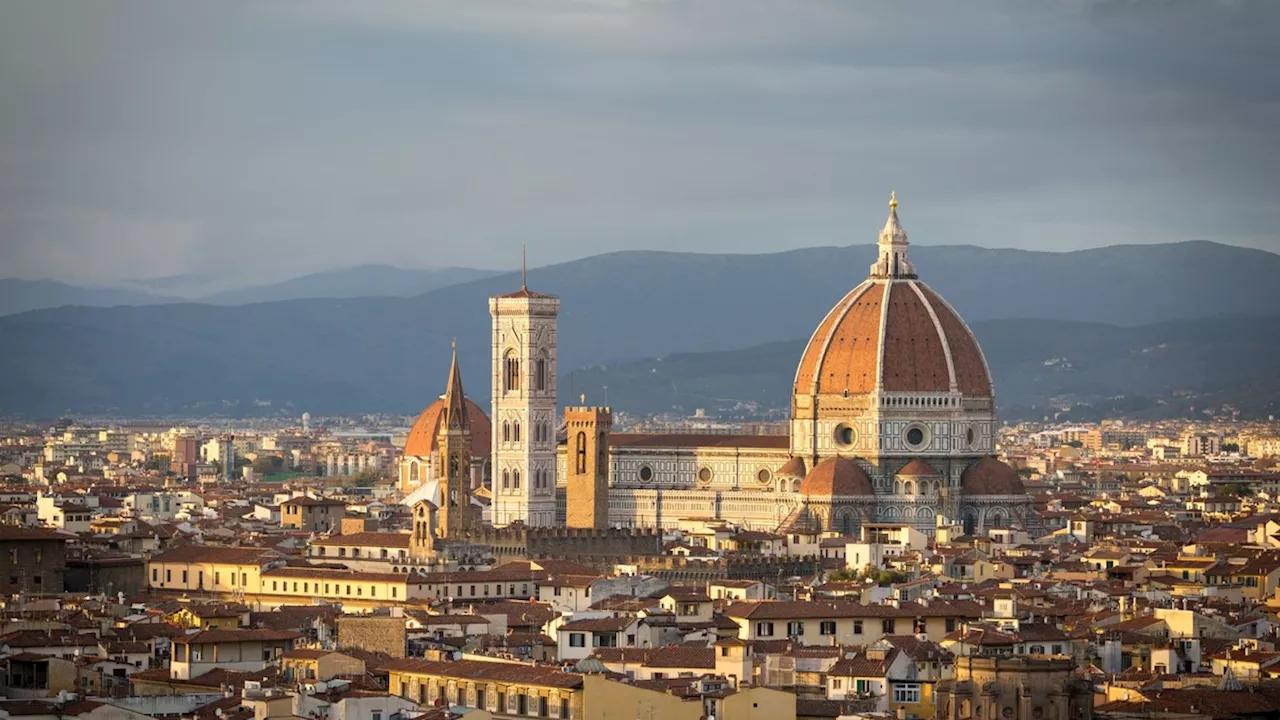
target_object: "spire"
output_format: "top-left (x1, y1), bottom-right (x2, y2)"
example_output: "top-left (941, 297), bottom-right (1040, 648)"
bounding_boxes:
top-left (441, 340), bottom-right (469, 432)
top-left (869, 191), bottom-right (916, 279)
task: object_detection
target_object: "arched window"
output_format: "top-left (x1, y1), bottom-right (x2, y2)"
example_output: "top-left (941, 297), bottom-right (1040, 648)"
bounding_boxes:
top-left (904, 480), bottom-right (915, 495)
top-left (502, 421), bottom-right (510, 443)
top-left (513, 421), bottom-right (521, 442)
top-left (535, 354), bottom-right (547, 391)
top-left (504, 352), bottom-right (520, 393)
top-left (575, 432), bottom-right (587, 474)
top-left (502, 470), bottom-right (510, 489)
top-left (409, 462), bottom-right (419, 482)
top-left (512, 469), bottom-right (521, 488)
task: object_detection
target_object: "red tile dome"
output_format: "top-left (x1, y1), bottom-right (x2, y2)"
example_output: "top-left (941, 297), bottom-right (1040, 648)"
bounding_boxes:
top-left (792, 194), bottom-right (992, 401)
top-left (960, 457), bottom-right (1026, 496)
top-left (799, 456), bottom-right (874, 497)
top-left (792, 279), bottom-right (992, 398)
top-left (403, 397), bottom-right (491, 457)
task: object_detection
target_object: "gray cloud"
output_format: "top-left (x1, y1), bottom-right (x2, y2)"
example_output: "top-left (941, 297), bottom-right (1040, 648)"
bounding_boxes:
top-left (0, 0), bottom-right (1276, 284)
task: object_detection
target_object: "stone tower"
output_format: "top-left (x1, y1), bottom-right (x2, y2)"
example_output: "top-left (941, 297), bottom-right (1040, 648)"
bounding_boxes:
top-left (410, 499), bottom-right (436, 562)
top-left (565, 405), bottom-right (612, 529)
top-left (435, 342), bottom-right (473, 537)
top-left (489, 263), bottom-right (559, 527)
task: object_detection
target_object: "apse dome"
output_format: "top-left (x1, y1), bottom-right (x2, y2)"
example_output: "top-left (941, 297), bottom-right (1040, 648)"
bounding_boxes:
top-left (799, 456), bottom-right (874, 497)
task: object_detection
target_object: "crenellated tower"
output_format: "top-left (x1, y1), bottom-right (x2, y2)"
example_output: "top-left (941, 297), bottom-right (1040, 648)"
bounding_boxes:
top-left (564, 405), bottom-right (612, 529)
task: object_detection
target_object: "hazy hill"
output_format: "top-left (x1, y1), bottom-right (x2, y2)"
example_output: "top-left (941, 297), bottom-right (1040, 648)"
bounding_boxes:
top-left (1, 241), bottom-right (1278, 417)
top-left (198, 265), bottom-right (504, 305)
top-left (569, 316), bottom-right (1280, 422)
top-left (0, 279), bottom-right (176, 317)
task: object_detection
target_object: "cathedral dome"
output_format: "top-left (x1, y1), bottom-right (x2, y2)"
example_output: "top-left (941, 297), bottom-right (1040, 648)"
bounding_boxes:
top-left (792, 195), bottom-right (992, 400)
top-left (403, 397), bottom-right (491, 457)
top-left (800, 457), bottom-right (874, 497)
top-left (960, 457), bottom-right (1026, 496)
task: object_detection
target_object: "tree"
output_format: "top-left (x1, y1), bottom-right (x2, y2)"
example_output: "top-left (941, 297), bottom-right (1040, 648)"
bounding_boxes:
top-left (253, 455), bottom-right (284, 474)
top-left (828, 567), bottom-right (861, 582)
top-left (1065, 440), bottom-right (1084, 449)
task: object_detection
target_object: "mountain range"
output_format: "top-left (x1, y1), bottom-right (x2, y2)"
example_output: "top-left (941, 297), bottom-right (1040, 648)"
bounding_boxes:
top-left (0, 265), bottom-right (502, 316)
top-left (0, 240), bottom-right (1277, 418)
top-left (568, 315), bottom-right (1280, 422)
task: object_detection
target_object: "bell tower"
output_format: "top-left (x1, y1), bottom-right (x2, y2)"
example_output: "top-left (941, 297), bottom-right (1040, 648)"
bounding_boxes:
top-left (410, 499), bottom-right (436, 561)
top-left (565, 405), bottom-right (612, 529)
top-left (489, 254), bottom-right (559, 527)
top-left (435, 341), bottom-right (473, 537)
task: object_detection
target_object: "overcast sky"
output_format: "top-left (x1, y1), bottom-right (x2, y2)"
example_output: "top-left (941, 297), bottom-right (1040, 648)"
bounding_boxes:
top-left (1, 0), bottom-right (1277, 284)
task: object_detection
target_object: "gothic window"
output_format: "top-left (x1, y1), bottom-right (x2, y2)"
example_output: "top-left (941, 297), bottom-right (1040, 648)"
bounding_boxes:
top-left (513, 421), bottom-right (521, 442)
top-left (502, 421), bottom-right (510, 443)
top-left (449, 454), bottom-right (460, 479)
top-left (575, 432), bottom-right (587, 474)
top-left (409, 462), bottom-right (419, 482)
top-left (535, 355), bottom-right (547, 391)
top-left (502, 470), bottom-right (510, 489)
top-left (504, 352), bottom-right (521, 393)
top-left (512, 469), bottom-right (521, 488)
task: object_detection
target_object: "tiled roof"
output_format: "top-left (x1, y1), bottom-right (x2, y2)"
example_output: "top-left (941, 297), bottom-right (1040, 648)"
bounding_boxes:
top-left (611, 434), bottom-right (789, 450)
top-left (381, 658), bottom-right (583, 689)
top-left (311, 532), bottom-right (411, 548)
top-left (559, 616), bottom-right (635, 633)
top-left (149, 545), bottom-right (279, 565)
top-left (175, 628), bottom-right (301, 644)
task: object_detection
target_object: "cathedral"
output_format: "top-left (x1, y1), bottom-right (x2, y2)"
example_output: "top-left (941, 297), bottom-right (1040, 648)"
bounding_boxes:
top-left (399, 195), bottom-right (1034, 537)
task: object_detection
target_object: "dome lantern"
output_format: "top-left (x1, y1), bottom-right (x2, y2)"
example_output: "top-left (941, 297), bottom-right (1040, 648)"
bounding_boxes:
top-left (869, 191), bottom-right (916, 279)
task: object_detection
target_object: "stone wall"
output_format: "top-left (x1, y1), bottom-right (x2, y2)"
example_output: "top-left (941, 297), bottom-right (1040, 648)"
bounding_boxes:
top-left (336, 615), bottom-right (406, 658)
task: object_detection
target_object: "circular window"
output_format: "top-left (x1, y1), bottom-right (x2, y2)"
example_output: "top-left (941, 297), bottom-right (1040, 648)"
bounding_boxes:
top-left (757, 468), bottom-right (772, 484)
top-left (905, 425), bottom-right (927, 448)
top-left (697, 466), bottom-right (713, 484)
top-left (966, 426), bottom-right (976, 447)
top-left (1003, 709), bottom-right (1014, 719)
top-left (638, 465), bottom-right (654, 482)
top-left (1033, 709), bottom-right (1044, 719)
top-left (834, 423), bottom-right (856, 448)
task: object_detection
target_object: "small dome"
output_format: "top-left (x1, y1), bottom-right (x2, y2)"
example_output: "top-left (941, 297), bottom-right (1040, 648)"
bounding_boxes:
top-left (800, 457), bottom-right (874, 497)
top-left (897, 459), bottom-right (941, 478)
top-left (961, 457), bottom-right (1026, 496)
top-left (403, 397), bottom-right (492, 457)
top-left (776, 457), bottom-right (807, 479)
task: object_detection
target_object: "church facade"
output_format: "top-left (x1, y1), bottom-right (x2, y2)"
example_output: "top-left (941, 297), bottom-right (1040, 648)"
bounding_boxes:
top-left (402, 195), bottom-right (1035, 537)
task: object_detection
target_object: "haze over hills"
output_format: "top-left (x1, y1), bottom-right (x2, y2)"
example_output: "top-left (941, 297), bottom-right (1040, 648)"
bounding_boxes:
top-left (0, 265), bottom-right (503, 315)
top-left (197, 265), bottom-right (505, 305)
top-left (0, 240), bottom-right (1277, 418)
top-left (0, 279), bottom-right (178, 317)
top-left (569, 316), bottom-right (1280, 422)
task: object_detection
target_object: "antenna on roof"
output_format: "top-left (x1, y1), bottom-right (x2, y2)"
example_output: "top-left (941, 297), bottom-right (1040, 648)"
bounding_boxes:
top-left (521, 244), bottom-right (528, 291)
